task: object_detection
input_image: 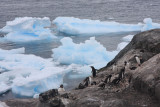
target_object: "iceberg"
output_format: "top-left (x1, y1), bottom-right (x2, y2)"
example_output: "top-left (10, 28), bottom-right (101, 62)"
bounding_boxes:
top-left (53, 17), bottom-right (142, 36)
top-left (141, 18), bottom-right (160, 31)
top-left (52, 34), bottom-right (134, 79)
top-left (0, 17), bottom-right (57, 42)
top-left (52, 37), bottom-right (117, 65)
top-left (0, 48), bottom-right (64, 97)
top-left (0, 47), bottom-right (25, 54)
top-left (53, 17), bottom-right (160, 36)
top-left (0, 35), bottom-right (133, 97)
top-left (0, 82), bottom-right (11, 95)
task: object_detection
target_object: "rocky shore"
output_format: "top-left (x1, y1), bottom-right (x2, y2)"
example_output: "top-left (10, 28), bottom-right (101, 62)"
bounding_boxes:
top-left (2, 29), bottom-right (160, 107)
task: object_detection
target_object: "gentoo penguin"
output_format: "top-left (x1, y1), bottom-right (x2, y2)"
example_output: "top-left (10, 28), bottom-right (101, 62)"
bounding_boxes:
top-left (88, 76), bottom-right (92, 86)
top-left (124, 61), bottom-right (130, 70)
top-left (58, 84), bottom-right (65, 92)
top-left (84, 76), bottom-right (92, 86)
top-left (135, 55), bottom-right (141, 66)
top-left (112, 63), bottom-right (117, 72)
top-left (90, 66), bottom-right (96, 77)
top-left (104, 74), bottom-right (112, 83)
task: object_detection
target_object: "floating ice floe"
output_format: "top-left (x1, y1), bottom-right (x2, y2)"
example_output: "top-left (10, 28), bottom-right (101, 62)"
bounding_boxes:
top-left (0, 17), bottom-right (56, 42)
top-left (0, 82), bottom-right (11, 95)
top-left (52, 36), bottom-right (132, 80)
top-left (141, 18), bottom-right (160, 31)
top-left (53, 17), bottom-right (160, 36)
top-left (0, 34), bottom-right (132, 97)
top-left (53, 17), bottom-right (142, 35)
top-left (0, 48), bottom-right (64, 97)
top-left (52, 37), bottom-right (118, 65)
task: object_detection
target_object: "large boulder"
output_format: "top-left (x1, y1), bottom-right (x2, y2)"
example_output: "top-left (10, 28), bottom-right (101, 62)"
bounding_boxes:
top-left (131, 53), bottom-right (160, 100)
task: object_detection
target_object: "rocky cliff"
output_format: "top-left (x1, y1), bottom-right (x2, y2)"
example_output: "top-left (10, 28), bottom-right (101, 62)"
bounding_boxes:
top-left (3, 29), bottom-right (160, 107)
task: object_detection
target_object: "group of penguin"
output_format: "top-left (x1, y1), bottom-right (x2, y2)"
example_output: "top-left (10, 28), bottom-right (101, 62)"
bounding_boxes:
top-left (78, 54), bottom-right (143, 90)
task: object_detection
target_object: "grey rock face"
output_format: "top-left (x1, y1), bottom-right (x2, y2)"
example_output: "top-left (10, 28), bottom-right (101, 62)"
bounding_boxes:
top-left (106, 29), bottom-right (160, 68)
top-left (132, 53), bottom-right (160, 100)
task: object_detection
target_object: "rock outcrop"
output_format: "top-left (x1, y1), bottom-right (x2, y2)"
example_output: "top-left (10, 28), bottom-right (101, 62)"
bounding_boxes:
top-left (3, 29), bottom-right (160, 107)
top-left (131, 53), bottom-right (160, 99)
top-left (105, 29), bottom-right (160, 68)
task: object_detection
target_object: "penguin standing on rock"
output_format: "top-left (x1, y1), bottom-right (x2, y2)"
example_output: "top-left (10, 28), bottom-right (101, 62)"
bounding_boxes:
top-left (90, 66), bottom-right (97, 77)
top-left (104, 74), bottom-right (112, 83)
top-left (112, 63), bottom-right (117, 72)
top-left (135, 55), bottom-right (141, 66)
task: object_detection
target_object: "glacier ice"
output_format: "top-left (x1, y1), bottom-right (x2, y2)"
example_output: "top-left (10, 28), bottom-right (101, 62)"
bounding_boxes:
top-left (52, 37), bottom-right (117, 65)
top-left (0, 48), bottom-right (65, 97)
top-left (53, 17), bottom-right (160, 36)
top-left (0, 17), bottom-right (57, 42)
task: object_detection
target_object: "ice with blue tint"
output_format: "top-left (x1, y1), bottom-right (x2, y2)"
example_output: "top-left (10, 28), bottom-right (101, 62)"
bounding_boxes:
top-left (122, 35), bottom-right (134, 42)
top-left (0, 82), bottom-right (11, 95)
top-left (52, 37), bottom-right (118, 65)
top-left (0, 47), bottom-right (25, 55)
top-left (1, 17), bottom-right (160, 42)
top-left (66, 62), bottom-right (108, 79)
top-left (53, 17), bottom-right (142, 35)
top-left (141, 18), bottom-right (160, 31)
top-left (0, 17), bottom-right (56, 42)
top-left (117, 42), bottom-right (128, 51)
top-left (0, 34), bottom-right (132, 97)
top-left (53, 17), bottom-right (160, 36)
top-left (117, 34), bottom-right (134, 51)
top-left (0, 48), bottom-right (64, 97)
top-left (52, 36), bottom-right (131, 80)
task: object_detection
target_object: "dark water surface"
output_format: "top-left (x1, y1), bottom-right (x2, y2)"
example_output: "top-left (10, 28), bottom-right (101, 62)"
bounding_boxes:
top-left (1, 0), bottom-right (160, 28)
